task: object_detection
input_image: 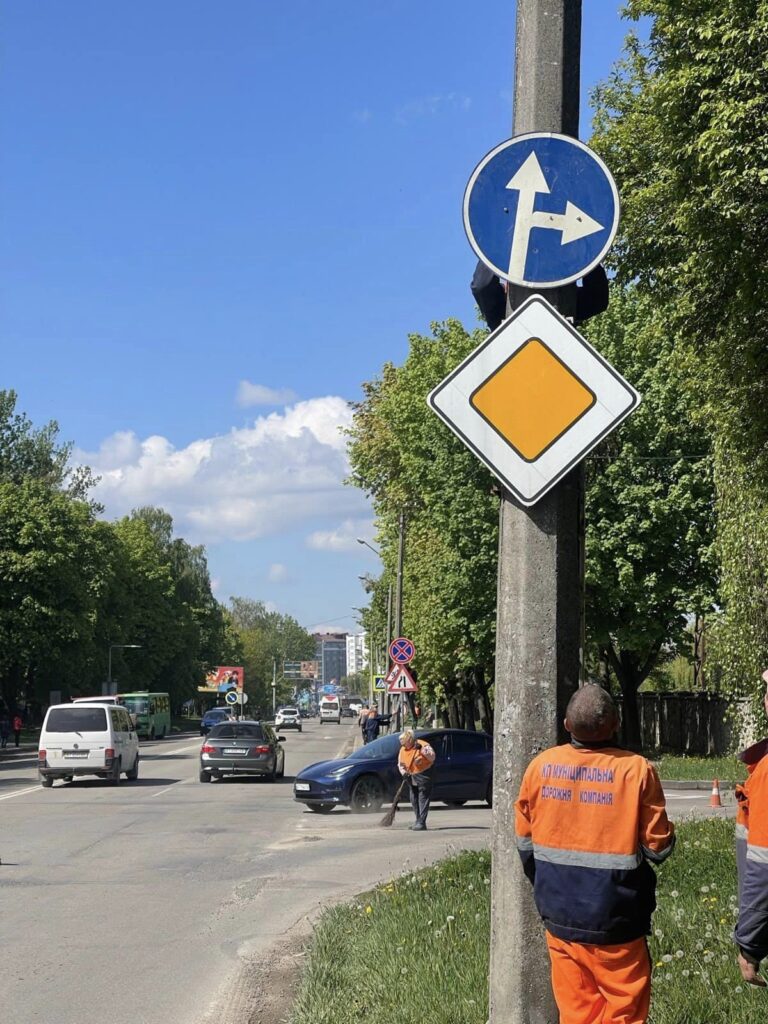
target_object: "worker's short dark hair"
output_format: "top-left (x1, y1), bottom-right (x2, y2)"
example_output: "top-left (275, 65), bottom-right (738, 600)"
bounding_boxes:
top-left (565, 684), bottom-right (618, 740)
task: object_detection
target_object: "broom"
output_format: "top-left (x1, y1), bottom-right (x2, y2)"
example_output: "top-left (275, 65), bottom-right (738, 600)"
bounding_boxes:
top-left (380, 775), bottom-right (409, 827)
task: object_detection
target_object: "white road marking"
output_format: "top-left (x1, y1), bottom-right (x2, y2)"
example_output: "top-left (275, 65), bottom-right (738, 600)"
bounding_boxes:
top-left (0, 785), bottom-right (43, 803)
top-left (149, 779), bottom-right (191, 798)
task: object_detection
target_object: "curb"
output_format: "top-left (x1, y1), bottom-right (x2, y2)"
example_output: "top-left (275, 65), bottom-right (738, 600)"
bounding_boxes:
top-left (662, 780), bottom-right (737, 791)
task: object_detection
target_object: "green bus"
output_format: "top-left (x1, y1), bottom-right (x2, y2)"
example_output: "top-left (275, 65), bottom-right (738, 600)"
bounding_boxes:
top-left (120, 692), bottom-right (171, 740)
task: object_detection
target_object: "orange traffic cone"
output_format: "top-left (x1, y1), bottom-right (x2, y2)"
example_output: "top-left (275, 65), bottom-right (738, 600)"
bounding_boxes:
top-left (710, 779), bottom-right (723, 808)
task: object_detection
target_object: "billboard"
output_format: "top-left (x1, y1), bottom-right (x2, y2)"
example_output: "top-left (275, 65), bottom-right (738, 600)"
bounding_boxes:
top-left (199, 666), bottom-right (244, 694)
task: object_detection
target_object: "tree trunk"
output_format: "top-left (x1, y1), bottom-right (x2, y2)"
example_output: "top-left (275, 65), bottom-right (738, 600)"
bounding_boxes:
top-left (476, 665), bottom-right (494, 734)
top-left (447, 697), bottom-right (461, 730)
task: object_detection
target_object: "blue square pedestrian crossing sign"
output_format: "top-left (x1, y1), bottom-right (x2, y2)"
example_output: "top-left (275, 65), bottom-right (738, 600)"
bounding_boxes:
top-left (374, 676), bottom-right (386, 691)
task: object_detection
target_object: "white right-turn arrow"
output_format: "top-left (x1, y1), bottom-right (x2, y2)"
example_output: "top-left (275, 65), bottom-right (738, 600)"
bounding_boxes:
top-left (506, 153), bottom-right (604, 280)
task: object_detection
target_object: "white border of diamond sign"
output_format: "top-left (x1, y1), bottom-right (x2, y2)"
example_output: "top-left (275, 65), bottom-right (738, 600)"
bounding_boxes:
top-left (427, 295), bottom-right (640, 506)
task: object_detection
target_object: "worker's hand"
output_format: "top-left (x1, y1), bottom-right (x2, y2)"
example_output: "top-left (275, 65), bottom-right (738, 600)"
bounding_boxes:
top-left (738, 952), bottom-right (766, 987)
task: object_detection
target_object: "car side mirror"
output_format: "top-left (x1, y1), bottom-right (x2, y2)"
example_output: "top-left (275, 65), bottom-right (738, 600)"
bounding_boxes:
top-left (277, 736), bottom-right (286, 743)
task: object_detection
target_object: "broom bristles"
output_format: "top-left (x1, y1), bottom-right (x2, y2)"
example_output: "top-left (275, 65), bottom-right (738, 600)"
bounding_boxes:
top-left (380, 777), bottom-right (408, 827)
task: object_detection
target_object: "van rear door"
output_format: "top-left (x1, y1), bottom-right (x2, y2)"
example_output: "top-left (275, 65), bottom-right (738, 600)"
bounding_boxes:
top-left (42, 705), bottom-right (110, 769)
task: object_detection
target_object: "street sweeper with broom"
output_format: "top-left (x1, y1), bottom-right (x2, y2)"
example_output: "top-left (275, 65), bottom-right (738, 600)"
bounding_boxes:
top-left (396, 729), bottom-right (436, 831)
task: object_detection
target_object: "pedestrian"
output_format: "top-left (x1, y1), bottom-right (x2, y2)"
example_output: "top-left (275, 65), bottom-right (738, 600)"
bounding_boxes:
top-left (0, 713), bottom-right (10, 749)
top-left (733, 672), bottom-right (768, 988)
top-left (364, 705), bottom-right (380, 744)
top-left (515, 684), bottom-right (675, 1024)
top-left (358, 705), bottom-right (370, 744)
top-left (12, 712), bottom-right (23, 748)
top-left (398, 728), bottom-right (436, 831)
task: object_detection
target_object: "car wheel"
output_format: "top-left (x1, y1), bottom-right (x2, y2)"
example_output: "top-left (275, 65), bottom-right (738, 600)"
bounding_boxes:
top-left (40, 773), bottom-right (54, 788)
top-left (126, 754), bottom-right (139, 780)
top-left (109, 759), bottom-right (122, 786)
top-left (444, 800), bottom-right (467, 807)
top-left (349, 775), bottom-right (385, 813)
top-left (199, 770), bottom-right (211, 783)
top-left (486, 780), bottom-right (493, 808)
top-left (309, 803), bottom-right (335, 814)
top-left (278, 753), bottom-right (285, 779)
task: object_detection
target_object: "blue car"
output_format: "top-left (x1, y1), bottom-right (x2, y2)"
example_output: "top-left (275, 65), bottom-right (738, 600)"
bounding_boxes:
top-left (293, 729), bottom-right (493, 814)
top-left (200, 707), bottom-right (234, 736)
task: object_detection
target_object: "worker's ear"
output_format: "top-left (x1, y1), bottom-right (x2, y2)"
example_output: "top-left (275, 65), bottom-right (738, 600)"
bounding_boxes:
top-left (563, 717), bottom-right (571, 735)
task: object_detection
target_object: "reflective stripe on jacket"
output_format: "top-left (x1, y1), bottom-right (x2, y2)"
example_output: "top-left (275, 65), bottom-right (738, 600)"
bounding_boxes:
top-left (735, 739), bottom-right (768, 963)
top-left (515, 742), bottom-right (675, 945)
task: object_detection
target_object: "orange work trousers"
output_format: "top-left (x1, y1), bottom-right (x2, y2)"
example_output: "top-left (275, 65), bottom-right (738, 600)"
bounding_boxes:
top-left (545, 932), bottom-right (651, 1024)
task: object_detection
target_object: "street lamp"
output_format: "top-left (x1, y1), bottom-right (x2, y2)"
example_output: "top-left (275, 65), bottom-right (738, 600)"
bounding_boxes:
top-left (357, 538), bottom-right (379, 556)
top-left (107, 644), bottom-right (142, 694)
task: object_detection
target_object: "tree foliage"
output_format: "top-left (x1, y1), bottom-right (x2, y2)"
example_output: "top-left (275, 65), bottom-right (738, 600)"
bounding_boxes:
top-left (590, 0), bottom-right (768, 714)
top-left (583, 288), bottom-right (717, 746)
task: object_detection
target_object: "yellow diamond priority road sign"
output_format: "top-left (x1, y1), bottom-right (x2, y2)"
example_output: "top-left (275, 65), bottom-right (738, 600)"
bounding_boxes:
top-left (428, 295), bottom-right (639, 506)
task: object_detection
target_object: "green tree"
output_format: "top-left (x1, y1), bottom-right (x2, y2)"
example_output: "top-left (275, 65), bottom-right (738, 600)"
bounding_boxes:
top-left (0, 481), bottom-right (108, 706)
top-left (583, 288), bottom-right (716, 748)
top-left (228, 597), bottom-right (315, 715)
top-left (348, 320), bottom-right (499, 730)
top-left (0, 389), bottom-right (96, 501)
top-left (590, 1), bottom-right (768, 716)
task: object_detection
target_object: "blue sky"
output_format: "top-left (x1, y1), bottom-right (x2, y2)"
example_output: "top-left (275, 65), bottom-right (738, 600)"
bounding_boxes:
top-left (1, 1), bottom-right (642, 633)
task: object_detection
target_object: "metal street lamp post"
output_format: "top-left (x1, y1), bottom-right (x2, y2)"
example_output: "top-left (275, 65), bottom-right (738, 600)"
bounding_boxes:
top-left (107, 644), bottom-right (142, 695)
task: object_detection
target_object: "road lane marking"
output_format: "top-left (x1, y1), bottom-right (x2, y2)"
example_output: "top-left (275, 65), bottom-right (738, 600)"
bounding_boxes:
top-left (140, 742), bottom-right (202, 759)
top-left (0, 785), bottom-right (42, 802)
top-left (148, 778), bottom-right (192, 798)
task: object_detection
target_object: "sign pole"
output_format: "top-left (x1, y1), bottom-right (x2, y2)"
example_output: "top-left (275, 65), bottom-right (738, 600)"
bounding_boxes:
top-left (489, 3), bottom-right (582, 1024)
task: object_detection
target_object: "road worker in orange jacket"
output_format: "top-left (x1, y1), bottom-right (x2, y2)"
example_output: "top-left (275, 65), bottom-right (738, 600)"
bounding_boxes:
top-left (734, 674), bottom-right (768, 988)
top-left (398, 729), bottom-right (436, 831)
top-left (515, 684), bottom-right (675, 1024)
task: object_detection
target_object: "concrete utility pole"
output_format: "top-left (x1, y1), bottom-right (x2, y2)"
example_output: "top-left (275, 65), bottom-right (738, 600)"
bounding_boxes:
top-left (394, 511), bottom-right (406, 730)
top-left (489, 4), bottom-right (583, 1024)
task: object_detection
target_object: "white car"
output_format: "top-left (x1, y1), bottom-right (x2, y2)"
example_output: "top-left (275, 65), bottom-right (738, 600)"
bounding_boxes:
top-left (275, 707), bottom-right (302, 732)
top-left (38, 702), bottom-right (140, 787)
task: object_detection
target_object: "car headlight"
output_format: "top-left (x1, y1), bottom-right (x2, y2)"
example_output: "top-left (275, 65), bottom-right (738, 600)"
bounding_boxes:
top-left (328, 764), bottom-right (355, 778)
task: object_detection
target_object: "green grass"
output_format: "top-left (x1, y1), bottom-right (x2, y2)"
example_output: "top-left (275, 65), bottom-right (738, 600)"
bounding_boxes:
top-left (654, 754), bottom-right (746, 784)
top-left (290, 849), bottom-right (492, 1024)
top-left (291, 820), bottom-right (763, 1024)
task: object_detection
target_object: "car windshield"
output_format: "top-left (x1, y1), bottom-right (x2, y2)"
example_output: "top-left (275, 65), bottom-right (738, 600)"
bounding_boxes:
top-left (123, 697), bottom-right (149, 714)
top-left (281, 709), bottom-right (298, 715)
top-left (204, 710), bottom-right (228, 721)
top-left (208, 724), bottom-right (264, 740)
top-left (348, 734), bottom-right (401, 762)
top-left (46, 707), bottom-right (108, 732)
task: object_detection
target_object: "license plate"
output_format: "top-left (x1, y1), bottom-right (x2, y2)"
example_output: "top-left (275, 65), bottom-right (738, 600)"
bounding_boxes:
top-left (64, 752), bottom-right (88, 759)
top-left (295, 782), bottom-right (310, 792)
top-left (223, 748), bottom-right (248, 756)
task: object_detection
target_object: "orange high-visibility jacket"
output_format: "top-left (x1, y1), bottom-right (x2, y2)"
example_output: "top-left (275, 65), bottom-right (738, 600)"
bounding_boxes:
top-left (735, 738), bottom-right (768, 963)
top-left (399, 740), bottom-right (435, 776)
top-left (516, 741), bottom-right (675, 944)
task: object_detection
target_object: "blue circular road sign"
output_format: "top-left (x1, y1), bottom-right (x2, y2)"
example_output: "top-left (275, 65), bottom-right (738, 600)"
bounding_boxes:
top-left (389, 637), bottom-right (415, 665)
top-left (463, 133), bottom-right (619, 289)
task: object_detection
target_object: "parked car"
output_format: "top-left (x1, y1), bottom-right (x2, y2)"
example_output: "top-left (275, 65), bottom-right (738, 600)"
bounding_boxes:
top-left (293, 728), bottom-right (493, 814)
top-left (38, 702), bottom-right (140, 787)
top-left (200, 708), bottom-right (233, 736)
top-left (275, 707), bottom-right (302, 732)
top-left (199, 720), bottom-right (285, 782)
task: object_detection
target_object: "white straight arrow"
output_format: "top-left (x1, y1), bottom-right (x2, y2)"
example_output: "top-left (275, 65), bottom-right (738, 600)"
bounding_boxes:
top-left (506, 152), bottom-right (604, 281)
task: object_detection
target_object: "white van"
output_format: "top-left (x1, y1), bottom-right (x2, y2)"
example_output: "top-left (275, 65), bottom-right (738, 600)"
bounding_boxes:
top-left (319, 696), bottom-right (341, 724)
top-left (38, 702), bottom-right (140, 787)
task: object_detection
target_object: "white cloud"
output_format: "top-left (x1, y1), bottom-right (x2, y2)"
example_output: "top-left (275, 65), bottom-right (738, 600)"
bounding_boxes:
top-left (306, 518), bottom-right (377, 554)
top-left (236, 381), bottom-right (298, 407)
top-left (75, 397), bottom-right (370, 544)
top-left (352, 108), bottom-right (373, 124)
top-left (395, 92), bottom-right (472, 124)
top-left (268, 563), bottom-right (290, 583)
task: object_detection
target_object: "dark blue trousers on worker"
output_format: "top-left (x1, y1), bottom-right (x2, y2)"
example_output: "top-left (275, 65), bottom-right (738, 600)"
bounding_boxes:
top-left (409, 773), bottom-right (433, 827)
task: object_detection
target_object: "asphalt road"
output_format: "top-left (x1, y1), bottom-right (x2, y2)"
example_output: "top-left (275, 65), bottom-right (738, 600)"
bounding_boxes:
top-left (0, 725), bottom-right (733, 1024)
top-left (0, 721), bottom-right (494, 1024)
